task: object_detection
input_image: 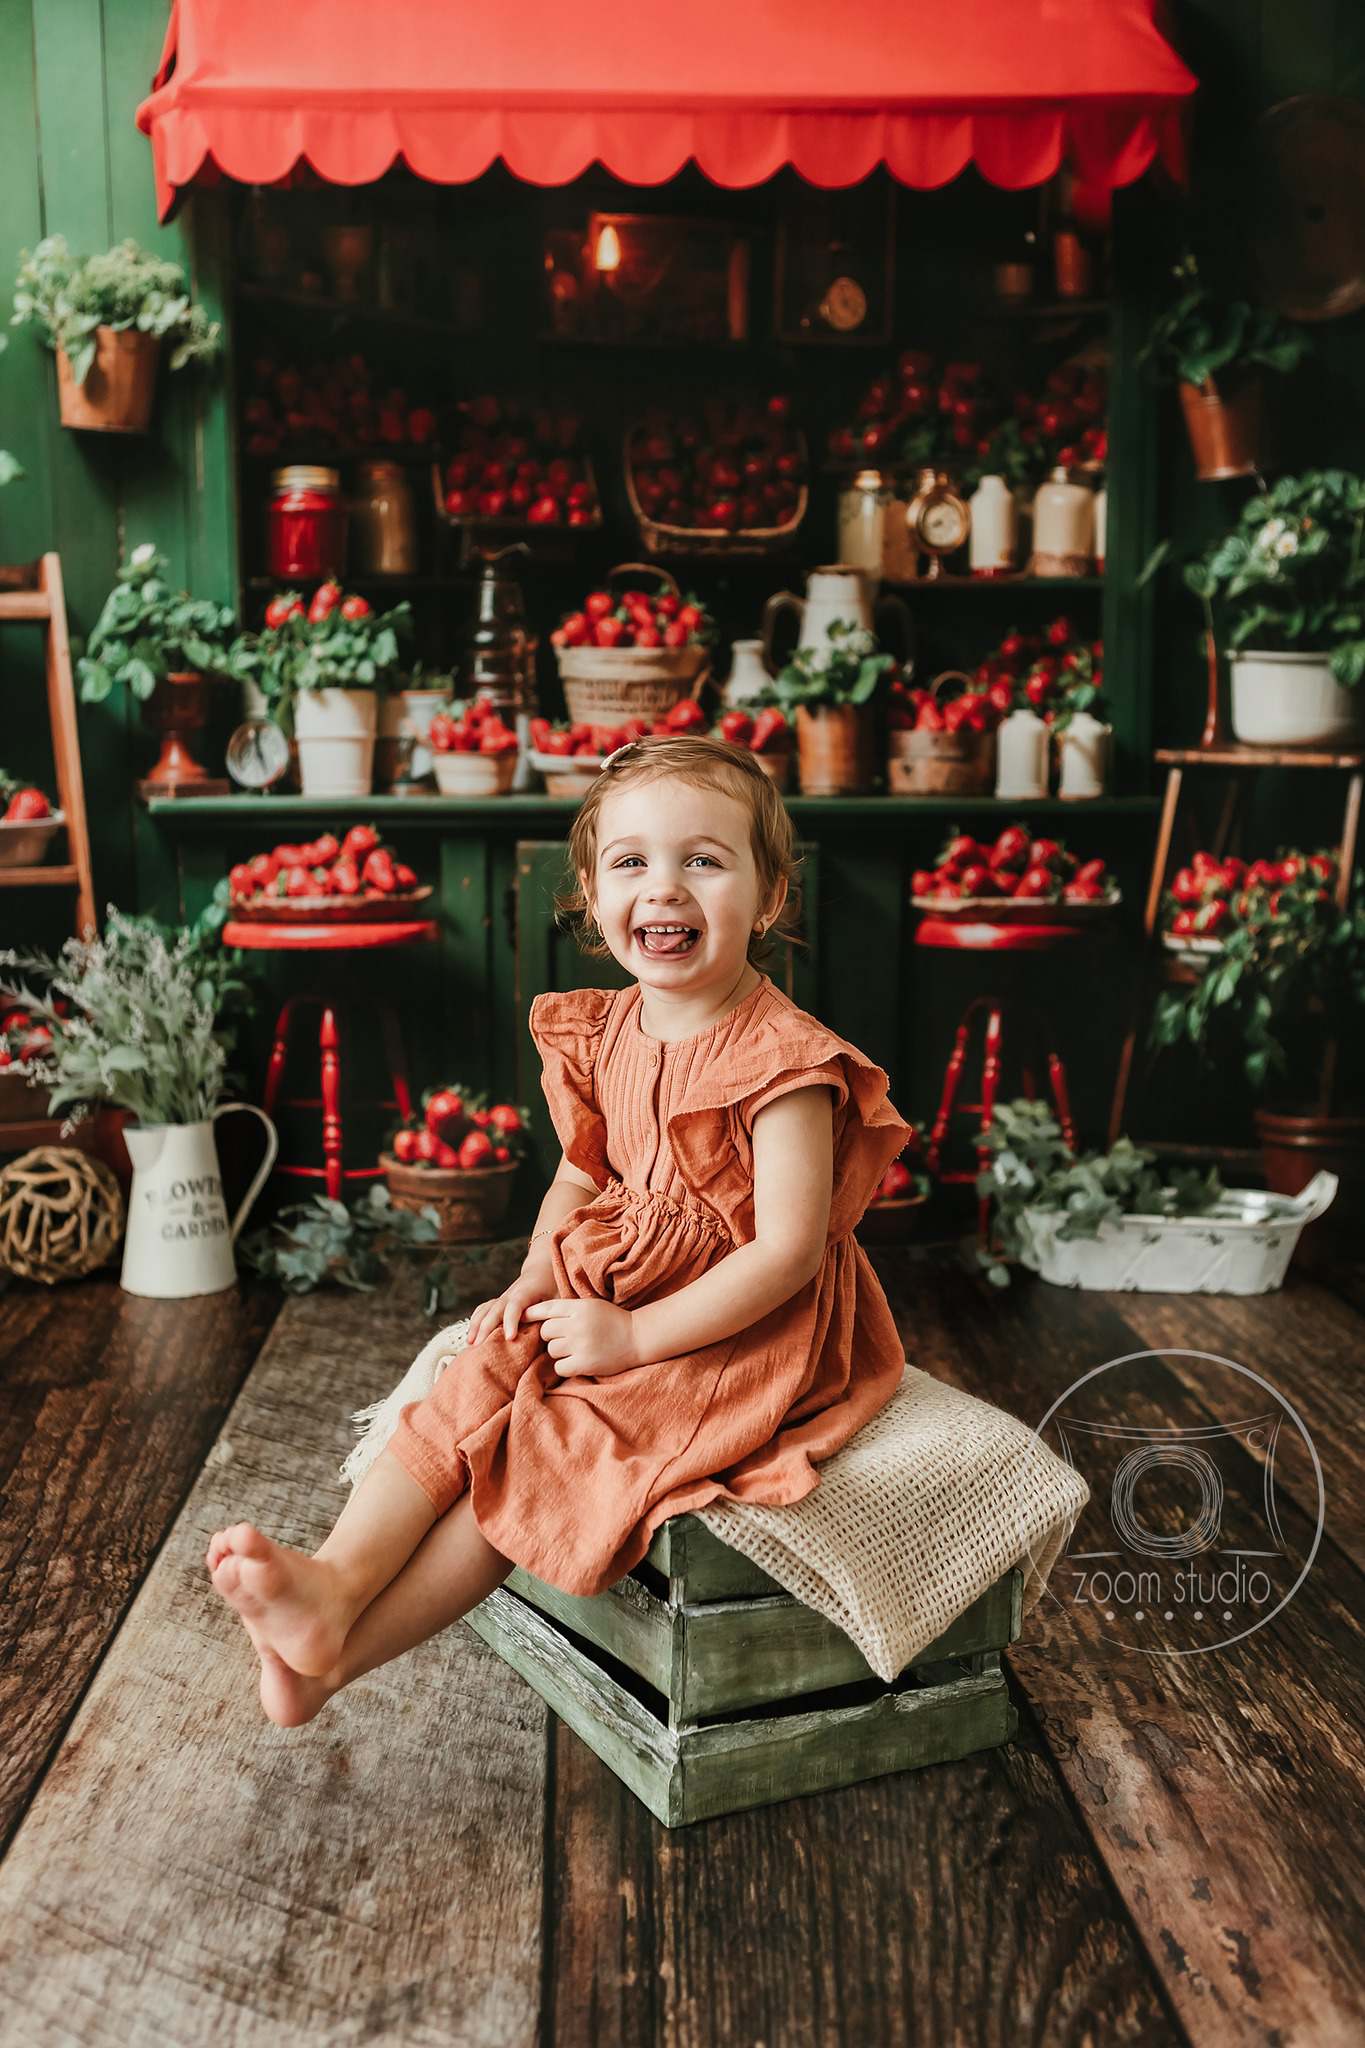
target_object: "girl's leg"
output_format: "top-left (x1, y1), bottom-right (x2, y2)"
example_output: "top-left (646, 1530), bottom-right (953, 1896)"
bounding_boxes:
top-left (207, 1446), bottom-right (441, 1678)
top-left (258, 1490), bottom-right (515, 1727)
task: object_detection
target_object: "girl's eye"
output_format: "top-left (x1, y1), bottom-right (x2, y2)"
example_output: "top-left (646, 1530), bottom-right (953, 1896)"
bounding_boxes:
top-left (613, 854), bottom-right (718, 868)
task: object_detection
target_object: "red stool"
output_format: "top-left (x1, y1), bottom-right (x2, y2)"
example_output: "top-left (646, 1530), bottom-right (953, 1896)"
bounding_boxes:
top-left (915, 916), bottom-right (1087, 1241)
top-left (224, 918), bottom-right (438, 1201)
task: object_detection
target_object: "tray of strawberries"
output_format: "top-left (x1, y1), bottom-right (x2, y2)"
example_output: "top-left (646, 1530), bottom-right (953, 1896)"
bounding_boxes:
top-left (226, 825), bottom-right (430, 920)
top-left (911, 826), bottom-right (1121, 918)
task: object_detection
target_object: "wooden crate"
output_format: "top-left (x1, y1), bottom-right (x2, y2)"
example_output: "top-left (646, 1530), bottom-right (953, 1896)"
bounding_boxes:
top-left (464, 1514), bottom-right (1022, 1826)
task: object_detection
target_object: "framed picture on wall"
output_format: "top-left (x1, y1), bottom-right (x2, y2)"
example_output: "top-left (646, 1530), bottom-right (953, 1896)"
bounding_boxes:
top-left (561, 213), bottom-right (751, 343)
top-left (774, 183), bottom-right (895, 345)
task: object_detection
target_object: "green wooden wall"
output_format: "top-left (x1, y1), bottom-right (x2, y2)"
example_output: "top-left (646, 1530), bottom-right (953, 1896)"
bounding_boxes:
top-left (0, 0), bottom-right (233, 942)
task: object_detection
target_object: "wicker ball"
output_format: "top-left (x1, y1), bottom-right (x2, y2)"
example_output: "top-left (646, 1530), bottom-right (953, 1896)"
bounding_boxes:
top-left (0, 1146), bottom-right (125, 1284)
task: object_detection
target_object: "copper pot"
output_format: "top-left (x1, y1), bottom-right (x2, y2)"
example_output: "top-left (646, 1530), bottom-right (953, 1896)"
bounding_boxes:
top-left (56, 329), bottom-right (160, 434)
top-left (795, 704), bottom-right (877, 796)
top-left (1254, 1107), bottom-right (1365, 1270)
top-left (1178, 374), bottom-right (1267, 482)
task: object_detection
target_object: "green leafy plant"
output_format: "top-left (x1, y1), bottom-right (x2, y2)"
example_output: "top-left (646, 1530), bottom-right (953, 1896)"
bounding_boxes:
top-left (240, 1184), bottom-right (442, 1294)
top-left (0, 337), bottom-right (22, 487)
top-left (772, 619), bottom-right (894, 714)
top-left (0, 905), bottom-right (254, 1127)
top-left (1139, 251), bottom-right (1309, 389)
top-left (228, 587), bottom-right (411, 727)
top-left (1151, 850), bottom-right (1365, 1095)
top-left (976, 1098), bottom-right (1225, 1287)
top-left (76, 544), bottom-right (239, 704)
top-left (11, 235), bottom-right (221, 386)
top-left (1183, 470), bottom-right (1365, 684)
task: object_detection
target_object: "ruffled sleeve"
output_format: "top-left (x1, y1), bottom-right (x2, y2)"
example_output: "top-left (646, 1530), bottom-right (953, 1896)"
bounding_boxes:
top-left (665, 1004), bottom-right (915, 1242)
top-left (527, 987), bottom-right (616, 1192)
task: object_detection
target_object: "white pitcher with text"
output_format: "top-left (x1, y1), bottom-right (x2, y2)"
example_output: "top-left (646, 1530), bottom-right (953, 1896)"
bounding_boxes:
top-left (120, 1104), bottom-right (278, 1298)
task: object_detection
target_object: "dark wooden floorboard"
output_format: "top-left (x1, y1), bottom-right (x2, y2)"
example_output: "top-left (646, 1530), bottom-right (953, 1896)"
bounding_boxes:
top-left (0, 1279), bottom-right (280, 1852)
top-left (876, 1254), bottom-right (1365, 2048)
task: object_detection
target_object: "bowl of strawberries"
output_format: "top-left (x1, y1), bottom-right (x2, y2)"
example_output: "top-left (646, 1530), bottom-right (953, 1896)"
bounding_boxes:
top-left (911, 825), bottom-right (1121, 919)
top-left (713, 704), bottom-right (794, 789)
top-left (529, 699), bottom-right (710, 795)
top-left (0, 775), bottom-right (62, 869)
top-left (383, 1084), bottom-right (530, 1241)
top-left (551, 564), bottom-right (713, 725)
top-left (858, 1142), bottom-right (934, 1244)
top-left (225, 824), bottom-right (428, 919)
top-left (428, 697), bottom-right (520, 796)
top-left (887, 673), bottom-right (1008, 797)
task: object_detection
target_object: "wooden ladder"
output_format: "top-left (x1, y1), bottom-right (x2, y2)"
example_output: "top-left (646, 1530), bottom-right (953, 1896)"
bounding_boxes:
top-left (1107, 742), bottom-right (1365, 1164)
top-left (0, 552), bottom-right (96, 940)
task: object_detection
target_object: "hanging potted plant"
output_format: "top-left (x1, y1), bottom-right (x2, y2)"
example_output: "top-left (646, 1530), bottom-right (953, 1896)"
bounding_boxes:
top-left (11, 236), bottom-right (221, 436)
top-left (1150, 849), bottom-right (1365, 1264)
top-left (229, 583), bottom-right (411, 798)
top-left (1139, 252), bottom-right (1309, 481)
top-left (771, 618), bottom-right (894, 796)
top-left (1184, 470), bottom-right (1365, 747)
top-left (76, 543), bottom-right (239, 793)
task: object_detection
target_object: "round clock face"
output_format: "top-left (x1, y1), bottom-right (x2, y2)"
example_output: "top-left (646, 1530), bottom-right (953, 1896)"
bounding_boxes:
top-left (226, 718), bottom-right (290, 791)
top-left (819, 276), bottom-right (868, 331)
top-left (921, 500), bottom-right (968, 550)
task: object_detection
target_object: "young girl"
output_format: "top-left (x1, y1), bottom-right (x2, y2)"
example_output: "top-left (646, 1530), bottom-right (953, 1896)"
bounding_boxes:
top-left (207, 734), bottom-right (914, 1727)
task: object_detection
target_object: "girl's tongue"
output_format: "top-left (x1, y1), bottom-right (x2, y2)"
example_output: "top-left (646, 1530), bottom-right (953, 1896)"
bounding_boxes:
top-left (637, 925), bottom-right (699, 956)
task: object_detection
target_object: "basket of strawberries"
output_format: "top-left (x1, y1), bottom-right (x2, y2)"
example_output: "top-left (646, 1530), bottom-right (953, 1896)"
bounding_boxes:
top-left (0, 998), bottom-right (55, 1121)
top-left (624, 399), bottom-right (808, 559)
top-left (0, 772), bottom-right (62, 869)
top-left (427, 697), bottom-right (520, 796)
top-left (383, 1083), bottom-right (531, 1241)
top-left (911, 825), bottom-right (1121, 920)
top-left (887, 671), bottom-right (1009, 797)
top-left (713, 704), bottom-right (794, 789)
top-left (225, 824), bottom-right (427, 920)
top-left (551, 564), bottom-right (713, 726)
top-left (529, 698), bottom-right (708, 796)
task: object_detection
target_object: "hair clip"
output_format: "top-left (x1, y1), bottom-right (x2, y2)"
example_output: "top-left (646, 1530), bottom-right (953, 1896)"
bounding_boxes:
top-left (601, 739), bottom-right (643, 770)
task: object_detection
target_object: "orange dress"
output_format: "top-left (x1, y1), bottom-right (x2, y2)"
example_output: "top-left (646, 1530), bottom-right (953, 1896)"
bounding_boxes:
top-left (386, 969), bottom-right (915, 1595)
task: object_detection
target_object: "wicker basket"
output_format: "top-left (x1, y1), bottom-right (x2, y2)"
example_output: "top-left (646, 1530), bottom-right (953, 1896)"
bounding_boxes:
top-left (625, 426), bottom-right (809, 559)
top-left (888, 671), bottom-right (996, 797)
top-left (429, 456), bottom-right (603, 538)
top-left (555, 563), bottom-right (709, 725)
top-left (382, 1154), bottom-right (520, 1242)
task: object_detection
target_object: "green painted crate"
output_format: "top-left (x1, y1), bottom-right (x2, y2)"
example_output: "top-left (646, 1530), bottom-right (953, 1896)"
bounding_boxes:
top-left (465, 1514), bottom-right (1022, 1827)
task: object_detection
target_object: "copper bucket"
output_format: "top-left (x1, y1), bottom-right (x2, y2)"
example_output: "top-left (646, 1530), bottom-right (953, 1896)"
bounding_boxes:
top-left (795, 703), bottom-right (876, 795)
top-left (57, 328), bottom-right (161, 434)
top-left (1179, 374), bottom-right (1266, 482)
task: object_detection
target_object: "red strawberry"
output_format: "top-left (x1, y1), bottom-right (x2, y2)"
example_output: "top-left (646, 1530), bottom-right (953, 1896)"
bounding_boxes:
top-left (458, 1130), bottom-right (495, 1170)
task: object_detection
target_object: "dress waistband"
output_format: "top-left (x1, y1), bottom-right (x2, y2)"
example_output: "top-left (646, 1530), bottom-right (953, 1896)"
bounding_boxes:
top-left (600, 1173), bottom-right (731, 1240)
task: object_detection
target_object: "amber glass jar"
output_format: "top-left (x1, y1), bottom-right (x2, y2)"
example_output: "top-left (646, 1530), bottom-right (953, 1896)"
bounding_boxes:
top-left (351, 459), bottom-right (418, 575)
top-left (268, 466), bottom-right (346, 581)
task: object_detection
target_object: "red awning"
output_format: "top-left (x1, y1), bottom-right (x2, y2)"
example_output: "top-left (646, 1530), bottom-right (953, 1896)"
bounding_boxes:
top-left (136, 0), bottom-right (1195, 223)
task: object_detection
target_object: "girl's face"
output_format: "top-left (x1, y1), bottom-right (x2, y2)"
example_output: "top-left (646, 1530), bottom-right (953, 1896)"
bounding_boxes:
top-left (583, 776), bottom-right (782, 992)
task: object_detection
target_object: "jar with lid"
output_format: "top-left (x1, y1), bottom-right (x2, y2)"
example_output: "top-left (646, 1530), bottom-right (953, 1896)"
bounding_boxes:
top-left (1030, 467), bottom-right (1094, 577)
top-left (837, 469), bottom-right (889, 585)
top-left (351, 459), bottom-right (419, 576)
top-left (967, 475), bottom-right (1018, 577)
top-left (268, 466), bottom-right (346, 582)
top-left (880, 480), bottom-right (921, 583)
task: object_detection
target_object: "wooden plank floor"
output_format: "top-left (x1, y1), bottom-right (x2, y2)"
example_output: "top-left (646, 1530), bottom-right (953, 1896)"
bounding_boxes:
top-left (0, 1246), bottom-right (1360, 2046)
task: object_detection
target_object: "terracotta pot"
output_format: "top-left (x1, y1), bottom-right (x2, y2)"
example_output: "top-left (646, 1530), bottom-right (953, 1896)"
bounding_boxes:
top-left (140, 671), bottom-right (215, 793)
top-left (795, 703), bottom-right (877, 796)
top-left (750, 749), bottom-right (793, 792)
top-left (56, 329), bottom-right (160, 434)
top-left (1178, 373), bottom-right (1266, 482)
top-left (1254, 1107), bottom-right (1365, 1270)
top-left (382, 1155), bottom-right (520, 1242)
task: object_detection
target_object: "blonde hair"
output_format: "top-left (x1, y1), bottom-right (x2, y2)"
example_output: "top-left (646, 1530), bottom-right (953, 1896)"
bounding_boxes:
top-left (554, 734), bottom-right (805, 966)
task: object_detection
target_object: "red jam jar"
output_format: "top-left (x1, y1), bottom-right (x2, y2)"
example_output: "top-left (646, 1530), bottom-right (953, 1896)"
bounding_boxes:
top-left (268, 465), bottom-right (346, 581)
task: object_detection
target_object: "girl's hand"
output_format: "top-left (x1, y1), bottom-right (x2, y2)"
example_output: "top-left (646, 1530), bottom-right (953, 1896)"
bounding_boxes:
top-left (522, 1297), bottom-right (640, 1378)
top-left (467, 1273), bottom-right (547, 1347)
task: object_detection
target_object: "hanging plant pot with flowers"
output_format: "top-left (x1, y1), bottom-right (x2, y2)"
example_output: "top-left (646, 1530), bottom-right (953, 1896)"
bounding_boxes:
top-left (12, 236), bottom-right (221, 436)
top-left (383, 1084), bottom-right (531, 1243)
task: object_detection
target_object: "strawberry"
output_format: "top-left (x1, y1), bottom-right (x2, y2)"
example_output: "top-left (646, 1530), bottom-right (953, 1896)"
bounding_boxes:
top-left (362, 848), bottom-right (397, 893)
top-left (489, 1104), bottom-right (523, 1133)
top-left (285, 866), bottom-right (313, 898)
top-left (392, 1129), bottom-right (420, 1164)
top-left (342, 824), bottom-right (380, 861)
top-left (720, 709), bottom-right (755, 745)
top-left (330, 859), bottom-right (361, 897)
top-left (229, 862), bottom-right (254, 899)
top-left (393, 862), bottom-right (418, 890)
top-left (425, 1088), bottom-right (466, 1141)
top-left (433, 1141), bottom-right (462, 1169)
top-left (749, 708), bottom-right (788, 754)
top-left (458, 1130), bottom-right (495, 1170)
top-left (414, 1128), bottom-right (441, 1164)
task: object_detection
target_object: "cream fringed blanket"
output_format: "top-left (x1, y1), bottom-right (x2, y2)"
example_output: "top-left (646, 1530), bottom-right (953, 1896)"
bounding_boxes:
top-left (338, 1322), bottom-right (1090, 1683)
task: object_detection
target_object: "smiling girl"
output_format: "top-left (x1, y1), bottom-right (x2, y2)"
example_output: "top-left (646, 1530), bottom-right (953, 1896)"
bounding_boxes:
top-left (206, 734), bottom-right (914, 1726)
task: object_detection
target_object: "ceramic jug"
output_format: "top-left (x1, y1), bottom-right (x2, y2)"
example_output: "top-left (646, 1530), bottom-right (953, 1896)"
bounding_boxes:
top-left (995, 706), bottom-right (1050, 800)
top-left (1056, 708), bottom-right (1112, 800)
top-left (724, 639), bottom-right (772, 707)
top-left (762, 565), bottom-right (912, 672)
top-left (120, 1104), bottom-right (279, 1299)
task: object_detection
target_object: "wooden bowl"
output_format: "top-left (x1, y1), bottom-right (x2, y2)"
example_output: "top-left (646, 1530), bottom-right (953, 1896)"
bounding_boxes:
top-left (381, 1154), bottom-right (520, 1242)
top-left (227, 885), bottom-right (433, 924)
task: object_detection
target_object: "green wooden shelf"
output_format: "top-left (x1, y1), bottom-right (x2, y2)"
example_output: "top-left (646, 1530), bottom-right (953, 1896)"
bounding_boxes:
top-left (147, 792), bottom-right (1161, 827)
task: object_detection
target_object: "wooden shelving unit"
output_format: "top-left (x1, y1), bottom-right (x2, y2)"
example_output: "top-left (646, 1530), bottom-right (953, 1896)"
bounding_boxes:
top-left (0, 552), bottom-right (96, 940)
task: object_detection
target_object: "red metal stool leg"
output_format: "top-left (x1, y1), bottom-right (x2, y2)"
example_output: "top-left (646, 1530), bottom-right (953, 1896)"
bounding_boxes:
top-left (320, 1005), bottom-right (344, 1202)
top-left (1047, 1051), bottom-right (1077, 1150)
top-left (378, 1002), bottom-right (414, 1123)
top-left (263, 997), bottom-right (301, 1118)
top-left (976, 1004), bottom-right (1006, 1242)
top-left (927, 1014), bottom-right (974, 1176)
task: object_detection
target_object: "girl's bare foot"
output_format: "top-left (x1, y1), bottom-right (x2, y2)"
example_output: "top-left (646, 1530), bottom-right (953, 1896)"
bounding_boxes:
top-left (207, 1521), bottom-right (356, 1677)
top-left (257, 1647), bottom-right (336, 1728)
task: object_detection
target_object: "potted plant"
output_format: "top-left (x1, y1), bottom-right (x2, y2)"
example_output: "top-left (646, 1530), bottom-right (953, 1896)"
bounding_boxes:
top-left (1150, 848), bottom-right (1365, 1262)
top-left (11, 235), bottom-right (221, 435)
top-left (228, 582), bottom-right (411, 798)
top-left (771, 618), bottom-right (894, 795)
top-left (1139, 251), bottom-right (1309, 480)
top-left (1183, 470), bottom-right (1365, 746)
top-left (383, 1083), bottom-right (531, 1241)
top-left (76, 544), bottom-right (239, 792)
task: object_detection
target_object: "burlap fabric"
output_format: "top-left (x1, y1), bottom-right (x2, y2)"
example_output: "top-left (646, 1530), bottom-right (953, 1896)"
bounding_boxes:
top-left (339, 1322), bottom-right (1089, 1683)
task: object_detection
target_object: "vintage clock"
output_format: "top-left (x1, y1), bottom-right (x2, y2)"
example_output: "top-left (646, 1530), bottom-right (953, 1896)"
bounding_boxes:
top-left (903, 468), bottom-right (970, 579)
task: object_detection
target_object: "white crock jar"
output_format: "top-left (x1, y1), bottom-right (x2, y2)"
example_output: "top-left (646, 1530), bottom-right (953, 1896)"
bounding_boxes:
top-left (995, 706), bottom-right (1050, 799)
top-left (968, 474), bottom-right (1018, 577)
top-left (1228, 649), bottom-right (1364, 747)
top-left (1056, 708), bottom-right (1112, 799)
top-left (1031, 467), bottom-right (1094, 576)
top-left (725, 639), bottom-right (771, 708)
top-left (1093, 485), bottom-right (1107, 574)
top-left (837, 469), bottom-right (889, 586)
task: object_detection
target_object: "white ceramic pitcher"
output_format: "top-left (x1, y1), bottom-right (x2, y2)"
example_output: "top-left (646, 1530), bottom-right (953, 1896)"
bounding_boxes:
top-left (762, 565), bottom-right (912, 671)
top-left (120, 1104), bottom-right (279, 1299)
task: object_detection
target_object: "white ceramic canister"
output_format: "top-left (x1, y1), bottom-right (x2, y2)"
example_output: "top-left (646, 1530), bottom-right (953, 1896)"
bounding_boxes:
top-left (121, 1106), bottom-right (279, 1299)
top-left (725, 639), bottom-right (771, 707)
top-left (995, 706), bottom-right (1051, 799)
top-left (1227, 649), bottom-right (1365, 747)
top-left (1056, 708), bottom-right (1112, 799)
top-left (1093, 485), bottom-right (1107, 575)
top-left (968, 474), bottom-right (1018, 577)
top-left (837, 470), bottom-right (889, 585)
top-left (294, 686), bottom-right (379, 796)
top-left (1031, 467), bottom-right (1094, 576)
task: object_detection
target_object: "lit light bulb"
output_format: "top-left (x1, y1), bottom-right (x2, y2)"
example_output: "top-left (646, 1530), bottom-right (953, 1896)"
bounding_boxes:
top-left (594, 223), bottom-right (622, 274)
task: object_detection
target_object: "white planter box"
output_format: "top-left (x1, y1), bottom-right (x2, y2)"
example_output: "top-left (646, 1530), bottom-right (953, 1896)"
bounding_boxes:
top-left (1228, 649), bottom-right (1362, 747)
top-left (1019, 1171), bottom-right (1337, 1294)
top-left (294, 687), bottom-right (378, 796)
top-left (432, 750), bottom-right (516, 797)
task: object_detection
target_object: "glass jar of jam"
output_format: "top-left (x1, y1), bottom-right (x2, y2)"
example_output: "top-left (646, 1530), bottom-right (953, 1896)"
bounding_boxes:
top-left (268, 466), bottom-right (346, 582)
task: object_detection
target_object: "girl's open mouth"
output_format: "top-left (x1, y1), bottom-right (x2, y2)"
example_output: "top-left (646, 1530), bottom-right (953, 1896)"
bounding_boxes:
top-left (635, 924), bottom-right (701, 957)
